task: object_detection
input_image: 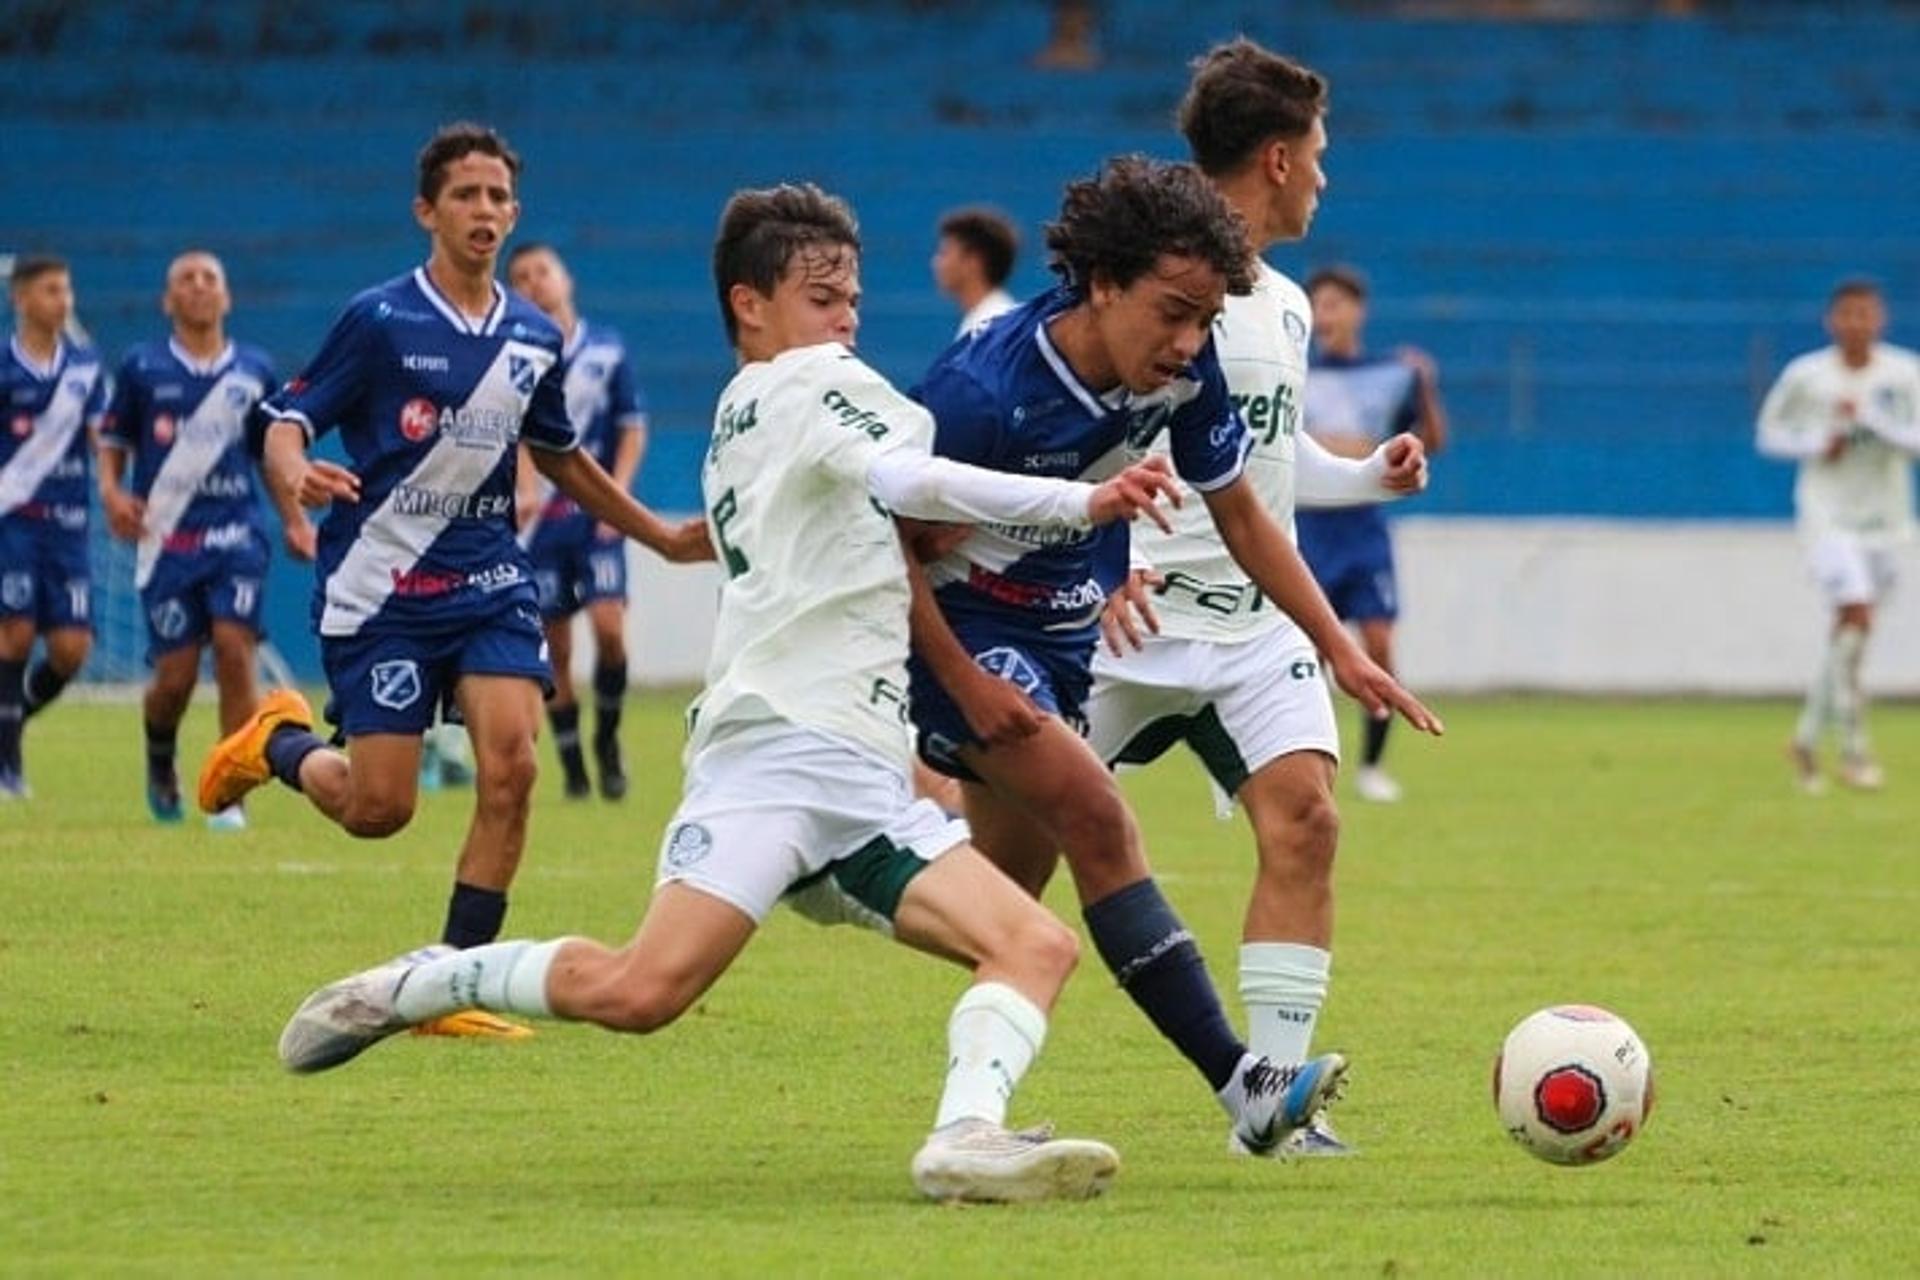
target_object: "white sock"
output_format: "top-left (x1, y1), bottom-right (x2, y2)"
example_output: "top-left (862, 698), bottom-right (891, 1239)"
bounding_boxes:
top-left (1833, 625), bottom-right (1869, 758)
top-left (1215, 1051), bottom-right (1262, 1119)
top-left (933, 982), bottom-right (1047, 1131)
top-left (1795, 631), bottom-right (1838, 749)
top-left (393, 938), bottom-right (568, 1022)
top-left (1239, 942), bottom-right (1331, 1069)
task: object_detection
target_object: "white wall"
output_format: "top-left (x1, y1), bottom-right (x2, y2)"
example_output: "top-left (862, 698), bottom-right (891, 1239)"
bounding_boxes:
top-left (602, 519), bottom-right (1920, 696)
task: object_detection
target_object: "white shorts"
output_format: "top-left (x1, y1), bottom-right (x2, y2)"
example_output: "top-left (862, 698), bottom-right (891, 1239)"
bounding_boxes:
top-left (1807, 535), bottom-right (1897, 607)
top-left (1086, 632), bottom-right (1340, 804)
top-left (657, 723), bottom-right (969, 933)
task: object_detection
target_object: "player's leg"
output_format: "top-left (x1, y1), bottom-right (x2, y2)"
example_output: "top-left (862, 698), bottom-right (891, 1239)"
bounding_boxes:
top-left (443, 672), bottom-right (543, 946)
top-left (1794, 537), bottom-right (1875, 791)
top-left (25, 625), bottom-right (90, 720)
top-left (22, 531), bottom-right (93, 724)
top-left (584, 596), bottom-right (629, 800)
top-left (1832, 600), bottom-right (1880, 789)
top-left (142, 643), bottom-right (202, 822)
top-left (1349, 538), bottom-right (1403, 802)
top-left (0, 612), bottom-right (33, 793)
top-left (542, 613), bottom-right (591, 798)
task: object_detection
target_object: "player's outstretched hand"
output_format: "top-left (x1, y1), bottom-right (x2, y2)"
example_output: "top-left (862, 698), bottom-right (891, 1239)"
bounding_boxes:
top-left (103, 489), bottom-right (146, 542)
top-left (282, 514), bottom-right (318, 562)
top-left (660, 516), bottom-right (715, 564)
top-left (1379, 434), bottom-right (1429, 494)
top-left (1327, 645), bottom-right (1444, 736)
top-left (1089, 456), bottom-right (1181, 534)
top-left (297, 460), bottom-right (361, 508)
top-left (960, 669), bottom-right (1043, 747)
top-left (1100, 567), bottom-right (1163, 656)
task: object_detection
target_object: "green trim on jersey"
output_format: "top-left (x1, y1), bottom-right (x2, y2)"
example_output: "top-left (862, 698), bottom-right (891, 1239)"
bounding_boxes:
top-left (788, 833), bottom-right (929, 922)
top-left (1112, 705), bottom-right (1251, 797)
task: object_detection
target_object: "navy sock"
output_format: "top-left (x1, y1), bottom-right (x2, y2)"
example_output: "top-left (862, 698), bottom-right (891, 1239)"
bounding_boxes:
top-left (264, 723), bottom-right (326, 792)
top-left (145, 719), bottom-right (178, 785)
top-left (442, 881), bottom-right (508, 948)
top-left (0, 659), bottom-right (23, 773)
top-left (592, 662), bottom-right (626, 748)
top-left (1083, 877), bottom-right (1246, 1091)
top-left (1363, 713), bottom-right (1391, 768)
top-left (548, 703), bottom-right (588, 781)
top-left (22, 660), bottom-right (71, 718)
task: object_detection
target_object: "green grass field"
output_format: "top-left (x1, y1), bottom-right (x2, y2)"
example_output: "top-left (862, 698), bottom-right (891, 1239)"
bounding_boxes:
top-left (4, 693), bottom-right (1917, 1275)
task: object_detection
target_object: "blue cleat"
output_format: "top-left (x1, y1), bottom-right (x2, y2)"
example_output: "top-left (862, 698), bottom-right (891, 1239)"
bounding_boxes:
top-left (147, 776), bottom-right (184, 823)
top-left (1228, 1052), bottom-right (1349, 1156)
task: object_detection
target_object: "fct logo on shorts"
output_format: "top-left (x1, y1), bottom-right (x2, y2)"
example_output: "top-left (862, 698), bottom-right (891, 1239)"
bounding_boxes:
top-left (369, 659), bottom-right (423, 710)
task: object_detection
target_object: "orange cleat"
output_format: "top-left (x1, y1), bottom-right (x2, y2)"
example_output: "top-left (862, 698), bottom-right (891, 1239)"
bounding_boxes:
top-left (410, 1009), bottom-right (536, 1040)
top-left (197, 688), bottom-right (316, 813)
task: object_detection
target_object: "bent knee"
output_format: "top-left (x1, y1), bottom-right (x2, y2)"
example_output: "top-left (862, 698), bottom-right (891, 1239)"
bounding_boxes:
top-left (342, 801), bottom-right (414, 838)
top-left (598, 980), bottom-right (691, 1035)
top-left (476, 745), bottom-right (539, 806)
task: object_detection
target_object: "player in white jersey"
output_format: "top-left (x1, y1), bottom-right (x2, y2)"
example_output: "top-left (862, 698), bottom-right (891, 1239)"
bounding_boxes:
top-left (1087, 41), bottom-right (1429, 1155)
top-left (933, 207), bottom-right (1020, 337)
top-left (280, 183), bottom-right (1187, 1202)
top-left (1757, 278), bottom-right (1920, 792)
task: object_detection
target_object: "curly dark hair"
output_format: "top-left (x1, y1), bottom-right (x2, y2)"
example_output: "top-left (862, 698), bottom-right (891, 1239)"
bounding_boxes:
top-left (1044, 155), bottom-right (1254, 297)
top-left (712, 183), bottom-right (861, 344)
top-left (417, 121), bottom-right (521, 202)
top-left (1178, 38), bottom-right (1327, 177)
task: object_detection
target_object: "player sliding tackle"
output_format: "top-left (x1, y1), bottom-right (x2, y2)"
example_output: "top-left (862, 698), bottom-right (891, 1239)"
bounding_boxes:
top-left (281, 182), bottom-right (1180, 1204)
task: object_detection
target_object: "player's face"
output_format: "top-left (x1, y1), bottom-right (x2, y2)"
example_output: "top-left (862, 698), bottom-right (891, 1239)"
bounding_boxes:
top-left (163, 254), bottom-right (230, 331)
top-left (1090, 254), bottom-right (1226, 393)
top-left (734, 244), bottom-right (860, 359)
top-left (1826, 292), bottom-right (1885, 359)
top-left (1310, 284), bottom-right (1365, 350)
top-left (414, 153), bottom-right (520, 272)
top-left (931, 236), bottom-right (970, 296)
top-left (1276, 116), bottom-right (1329, 239)
top-left (507, 249), bottom-right (574, 318)
top-left (11, 270), bottom-right (73, 334)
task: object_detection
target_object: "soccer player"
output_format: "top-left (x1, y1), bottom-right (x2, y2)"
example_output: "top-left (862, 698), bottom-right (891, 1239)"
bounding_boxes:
top-left (1088, 42), bottom-right (1429, 1155)
top-left (0, 255), bottom-right (109, 799)
top-left (906, 155), bottom-right (1442, 1156)
top-left (279, 182), bottom-right (1183, 1202)
top-left (98, 251), bottom-right (303, 827)
top-left (505, 242), bottom-right (646, 800)
top-left (932, 208), bottom-right (1020, 338)
top-left (198, 123), bottom-right (708, 1041)
top-left (1295, 263), bottom-right (1449, 803)
top-left (1757, 278), bottom-right (1920, 792)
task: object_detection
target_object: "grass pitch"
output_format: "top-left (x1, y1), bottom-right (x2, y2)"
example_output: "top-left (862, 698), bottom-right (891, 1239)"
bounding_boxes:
top-left (3, 693), bottom-right (1917, 1275)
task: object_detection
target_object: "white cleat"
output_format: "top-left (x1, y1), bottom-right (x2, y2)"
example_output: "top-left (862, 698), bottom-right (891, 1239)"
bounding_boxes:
top-left (1230, 1053), bottom-right (1349, 1156)
top-left (278, 944), bottom-right (453, 1074)
top-left (1838, 753), bottom-right (1885, 792)
top-left (1788, 742), bottom-right (1826, 795)
top-left (206, 805), bottom-right (248, 832)
top-left (1353, 766), bottom-right (1403, 804)
top-left (911, 1118), bottom-right (1119, 1203)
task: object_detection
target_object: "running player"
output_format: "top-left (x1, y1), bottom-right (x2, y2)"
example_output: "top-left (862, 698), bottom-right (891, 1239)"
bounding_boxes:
top-left (99, 251), bottom-right (301, 827)
top-left (505, 242), bottom-right (647, 800)
top-left (1295, 263), bottom-right (1449, 803)
top-left (0, 255), bottom-right (109, 799)
top-left (278, 181), bottom-right (1183, 1202)
top-left (1757, 278), bottom-right (1920, 792)
top-left (906, 154), bottom-right (1443, 1155)
top-left (198, 123), bottom-right (708, 1041)
top-left (1088, 41), bottom-right (1429, 1154)
top-left (933, 207), bottom-right (1021, 338)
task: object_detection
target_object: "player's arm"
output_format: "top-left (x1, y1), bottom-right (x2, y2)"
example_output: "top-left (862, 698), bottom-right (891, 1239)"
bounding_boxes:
top-left (1203, 475), bottom-right (1442, 734)
top-left (1853, 364), bottom-right (1920, 454)
top-left (532, 444), bottom-right (710, 563)
top-left (867, 450), bottom-right (1179, 532)
top-left (1755, 364), bottom-right (1839, 461)
top-left (514, 444), bottom-right (543, 536)
top-left (898, 522), bottom-right (1042, 747)
top-left (1399, 346), bottom-right (1450, 455)
top-left (1295, 429), bottom-right (1428, 508)
top-left (96, 369), bottom-right (145, 541)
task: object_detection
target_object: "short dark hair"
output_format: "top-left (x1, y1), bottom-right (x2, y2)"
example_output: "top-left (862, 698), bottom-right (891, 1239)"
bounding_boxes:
top-left (1044, 155), bottom-right (1254, 297)
top-left (506, 241), bottom-right (558, 271)
top-left (1829, 276), bottom-right (1882, 308)
top-left (9, 253), bottom-right (69, 290)
top-left (1306, 264), bottom-right (1369, 302)
top-left (1178, 38), bottom-right (1328, 177)
top-left (938, 208), bottom-right (1019, 288)
top-left (712, 183), bottom-right (861, 344)
top-left (418, 122), bottom-right (521, 202)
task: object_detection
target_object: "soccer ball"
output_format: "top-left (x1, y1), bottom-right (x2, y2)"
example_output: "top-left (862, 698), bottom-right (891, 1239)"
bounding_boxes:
top-left (1493, 1004), bottom-right (1653, 1166)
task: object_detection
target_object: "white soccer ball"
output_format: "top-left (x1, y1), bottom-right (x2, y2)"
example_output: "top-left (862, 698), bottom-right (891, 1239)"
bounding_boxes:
top-left (1493, 1004), bottom-right (1654, 1166)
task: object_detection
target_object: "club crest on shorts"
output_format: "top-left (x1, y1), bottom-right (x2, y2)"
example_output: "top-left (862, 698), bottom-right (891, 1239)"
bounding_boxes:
top-left (975, 646), bottom-right (1043, 696)
top-left (149, 598), bottom-right (189, 640)
top-left (0, 573), bottom-right (31, 610)
top-left (664, 822), bottom-right (713, 870)
top-left (369, 658), bottom-right (423, 711)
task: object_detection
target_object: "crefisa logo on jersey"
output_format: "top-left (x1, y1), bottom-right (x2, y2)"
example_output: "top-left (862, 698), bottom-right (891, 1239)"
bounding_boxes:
top-left (154, 413), bottom-right (176, 445)
top-left (398, 397), bottom-right (438, 443)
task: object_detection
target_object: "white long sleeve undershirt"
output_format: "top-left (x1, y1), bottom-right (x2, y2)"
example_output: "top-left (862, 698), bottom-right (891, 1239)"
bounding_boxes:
top-left (1295, 432), bottom-right (1404, 508)
top-left (866, 450), bottom-right (1095, 528)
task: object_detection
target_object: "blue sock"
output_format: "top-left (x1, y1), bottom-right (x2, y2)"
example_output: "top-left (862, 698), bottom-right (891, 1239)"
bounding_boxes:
top-left (1084, 877), bottom-right (1247, 1091)
top-left (0, 659), bottom-right (23, 774)
top-left (442, 881), bottom-right (508, 948)
top-left (264, 723), bottom-right (326, 792)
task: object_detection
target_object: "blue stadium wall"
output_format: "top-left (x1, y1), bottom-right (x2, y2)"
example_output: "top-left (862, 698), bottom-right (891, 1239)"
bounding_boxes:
top-left (4, 1), bottom-right (1917, 680)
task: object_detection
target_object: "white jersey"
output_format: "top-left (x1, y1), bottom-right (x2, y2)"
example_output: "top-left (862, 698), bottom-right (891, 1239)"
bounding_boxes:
top-left (1133, 260), bottom-right (1312, 644)
top-left (957, 288), bottom-right (1017, 338)
top-left (689, 343), bottom-right (933, 768)
top-left (1757, 344), bottom-right (1920, 546)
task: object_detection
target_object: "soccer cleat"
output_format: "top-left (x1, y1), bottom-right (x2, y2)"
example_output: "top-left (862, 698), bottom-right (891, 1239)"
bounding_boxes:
top-left (279, 944), bottom-right (453, 1073)
top-left (1788, 741), bottom-right (1826, 795)
top-left (417, 736), bottom-right (444, 793)
top-left (147, 774), bottom-right (185, 823)
top-left (1838, 752), bottom-right (1885, 792)
top-left (0, 769), bottom-right (29, 801)
top-left (198, 688), bottom-right (314, 814)
top-left (910, 1118), bottom-right (1119, 1203)
top-left (1353, 766), bottom-right (1403, 804)
top-left (410, 1009), bottom-right (535, 1041)
top-left (206, 804), bottom-right (248, 832)
top-left (1230, 1053), bottom-right (1349, 1156)
top-left (1281, 1114), bottom-right (1356, 1157)
top-left (595, 738), bottom-right (628, 801)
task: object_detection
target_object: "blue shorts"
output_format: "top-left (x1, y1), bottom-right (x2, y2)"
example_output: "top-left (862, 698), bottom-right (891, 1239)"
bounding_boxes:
top-left (907, 612), bottom-right (1095, 782)
top-left (0, 516), bottom-right (92, 631)
top-left (529, 519), bottom-right (628, 621)
top-left (1297, 509), bottom-right (1398, 623)
top-left (141, 532), bottom-right (270, 661)
top-left (320, 604), bottom-right (552, 738)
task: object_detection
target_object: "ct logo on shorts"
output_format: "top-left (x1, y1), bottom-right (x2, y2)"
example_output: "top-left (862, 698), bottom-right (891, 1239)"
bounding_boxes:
top-left (149, 598), bottom-right (189, 640)
top-left (664, 822), bottom-right (713, 871)
top-left (398, 397), bottom-right (438, 443)
top-left (975, 646), bottom-right (1042, 696)
top-left (369, 659), bottom-right (423, 711)
top-left (0, 573), bottom-right (31, 610)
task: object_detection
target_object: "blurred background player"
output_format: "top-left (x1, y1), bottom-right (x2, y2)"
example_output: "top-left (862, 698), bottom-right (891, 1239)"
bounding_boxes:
top-left (932, 207), bottom-right (1020, 338)
top-left (1757, 278), bottom-right (1920, 793)
top-left (199, 123), bottom-right (707, 1042)
top-left (507, 242), bottom-right (648, 800)
top-left (1089, 40), bottom-right (1428, 1155)
top-left (1296, 264), bottom-right (1448, 803)
top-left (98, 251), bottom-right (297, 827)
top-left (0, 255), bottom-right (108, 800)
